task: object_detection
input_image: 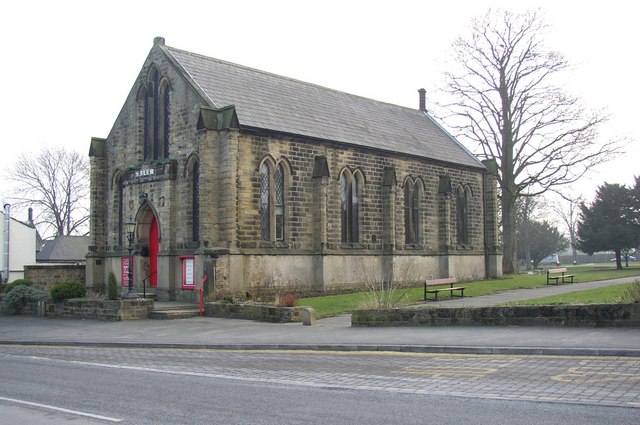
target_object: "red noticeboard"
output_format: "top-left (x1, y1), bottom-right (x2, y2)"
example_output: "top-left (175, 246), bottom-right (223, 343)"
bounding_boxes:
top-left (121, 257), bottom-right (131, 287)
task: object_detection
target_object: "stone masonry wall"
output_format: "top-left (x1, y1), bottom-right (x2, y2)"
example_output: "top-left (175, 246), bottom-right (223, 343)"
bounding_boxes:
top-left (352, 304), bottom-right (640, 327)
top-left (236, 132), bottom-right (486, 254)
top-left (24, 265), bottom-right (86, 290)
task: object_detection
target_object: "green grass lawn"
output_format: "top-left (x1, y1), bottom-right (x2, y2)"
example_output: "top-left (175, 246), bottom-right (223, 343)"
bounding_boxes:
top-left (299, 263), bottom-right (640, 318)
top-left (504, 283), bottom-right (635, 306)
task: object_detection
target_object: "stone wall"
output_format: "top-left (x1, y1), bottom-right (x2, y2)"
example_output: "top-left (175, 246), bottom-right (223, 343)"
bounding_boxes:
top-left (352, 304), bottom-right (640, 327)
top-left (204, 302), bottom-right (304, 323)
top-left (24, 264), bottom-right (86, 290)
top-left (0, 297), bottom-right (153, 321)
top-left (50, 299), bottom-right (154, 321)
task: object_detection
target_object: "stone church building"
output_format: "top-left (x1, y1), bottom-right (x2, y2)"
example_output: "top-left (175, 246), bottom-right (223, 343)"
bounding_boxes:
top-left (87, 37), bottom-right (501, 301)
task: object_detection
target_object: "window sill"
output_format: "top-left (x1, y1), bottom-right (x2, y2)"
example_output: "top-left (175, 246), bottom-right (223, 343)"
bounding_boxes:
top-left (340, 243), bottom-right (366, 249)
top-left (260, 241), bottom-right (290, 249)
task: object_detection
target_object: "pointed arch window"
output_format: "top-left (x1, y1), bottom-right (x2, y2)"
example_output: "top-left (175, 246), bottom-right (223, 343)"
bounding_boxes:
top-left (260, 159), bottom-right (289, 244)
top-left (456, 185), bottom-right (470, 245)
top-left (113, 173), bottom-right (124, 246)
top-left (260, 162), bottom-right (271, 242)
top-left (404, 179), bottom-right (421, 245)
top-left (192, 160), bottom-right (200, 242)
top-left (143, 66), bottom-right (170, 161)
top-left (275, 164), bottom-right (285, 241)
top-left (341, 170), bottom-right (361, 244)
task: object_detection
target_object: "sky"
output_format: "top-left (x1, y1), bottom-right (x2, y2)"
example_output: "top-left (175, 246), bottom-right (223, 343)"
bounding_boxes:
top-left (1, 0), bottom-right (638, 212)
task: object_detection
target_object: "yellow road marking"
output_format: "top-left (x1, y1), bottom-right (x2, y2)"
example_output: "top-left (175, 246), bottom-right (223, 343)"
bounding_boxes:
top-left (552, 366), bottom-right (640, 383)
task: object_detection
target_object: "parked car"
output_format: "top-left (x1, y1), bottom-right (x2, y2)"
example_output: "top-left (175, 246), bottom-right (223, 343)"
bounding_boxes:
top-left (539, 254), bottom-right (560, 266)
top-left (611, 256), bottom-right (636, 262)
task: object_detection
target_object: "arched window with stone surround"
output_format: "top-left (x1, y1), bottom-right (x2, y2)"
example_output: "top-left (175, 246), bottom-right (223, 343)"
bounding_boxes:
top-left (159, 79), bottom-right (171, 159)
top-left (456, 184), bottom-right (470, 245)
top-left (142, 65), bottom-right (170, 161)
top-left (404, 177), bottom-right (422, 245)
top-left (260, 161), bottom-right (271, 242)
top-left (113, 171), bottom-right (124, 246)
top-left (259, 158), bottom-right (290, 244)
top-left (340, 169), bottom-right (362, 244)
top-left (274, 163), bottom-right (285, 242)
top-left (191, 159), bottom-right (200, 242)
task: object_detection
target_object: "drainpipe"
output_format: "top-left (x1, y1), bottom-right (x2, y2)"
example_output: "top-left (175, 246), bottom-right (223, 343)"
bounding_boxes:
top-left (3, 202), bottom-right (9, 283)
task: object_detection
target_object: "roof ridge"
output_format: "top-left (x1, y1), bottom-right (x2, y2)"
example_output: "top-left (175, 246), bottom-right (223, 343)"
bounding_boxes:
top-left (165, 45), bottom-right (422, 115)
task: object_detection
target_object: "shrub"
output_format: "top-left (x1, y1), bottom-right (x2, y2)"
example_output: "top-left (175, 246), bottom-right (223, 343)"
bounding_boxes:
top-left (1, 279), bottom-right (33, 294)
top-left (4, 285), bottom-right (49, 314)
top-left (277, 293), bottom-right (298, 307)
top-left (50, 280), bottom-right (86, 303)
top-left (107, 272), bottom-right (119, 300)
top-left (624, 279), bottom-right (640, 303)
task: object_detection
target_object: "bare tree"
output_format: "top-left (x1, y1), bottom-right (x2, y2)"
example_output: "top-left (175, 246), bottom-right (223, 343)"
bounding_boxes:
top-left (437, 9), bottom-right (621, 274)
top-left (6, 147), bottom-right (89, 237)
top-left (551, 190), bottom-right (584, 264)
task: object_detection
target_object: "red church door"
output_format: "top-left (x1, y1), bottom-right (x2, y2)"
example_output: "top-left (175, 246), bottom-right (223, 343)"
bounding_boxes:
top-left (149, 216), bottom-right (159, 288)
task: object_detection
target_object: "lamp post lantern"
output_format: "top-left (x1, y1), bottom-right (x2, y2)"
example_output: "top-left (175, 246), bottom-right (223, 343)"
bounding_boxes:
top-left (125, 216), bottom-right (136, 298)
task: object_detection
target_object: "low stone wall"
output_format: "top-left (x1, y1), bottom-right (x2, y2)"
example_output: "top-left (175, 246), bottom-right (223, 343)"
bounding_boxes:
top-left (50, 299), bottom-right (154, 321)
top-left (1, 297), bottom-right (154, 321)
top-left (352, 304), bottom-right (640, 327)
top-left (204, 302), bottom-right (304, 323)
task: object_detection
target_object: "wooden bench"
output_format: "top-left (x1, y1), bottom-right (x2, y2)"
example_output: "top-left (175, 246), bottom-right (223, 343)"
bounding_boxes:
top-left (423, 277), bottom-right (466, 301)
top-left (546, 268), bottom-right (575, 285)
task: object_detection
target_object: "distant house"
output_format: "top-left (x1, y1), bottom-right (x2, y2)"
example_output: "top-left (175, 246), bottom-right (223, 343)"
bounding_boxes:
top-left (87, 37), bottom-right (502, 301)
top-left (1, 199), bottom-right (37, 283)
top-left (37, 235), bottom-right (90, 265)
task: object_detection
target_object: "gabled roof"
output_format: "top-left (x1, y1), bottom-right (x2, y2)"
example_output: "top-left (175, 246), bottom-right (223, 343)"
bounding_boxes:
top-left (155, 39), bottom-right (484, 169)
top-left (37, 236), bottom-right (90, 263)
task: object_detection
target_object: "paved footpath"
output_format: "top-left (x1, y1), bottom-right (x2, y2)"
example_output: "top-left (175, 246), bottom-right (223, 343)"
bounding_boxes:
top-left (426, 275), bottom-right (640, 307)
top-left (1, 277), bottom-right (639, 356)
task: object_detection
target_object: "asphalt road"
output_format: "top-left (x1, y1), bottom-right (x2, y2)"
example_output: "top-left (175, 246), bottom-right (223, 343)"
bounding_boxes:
top-left (1, 345), bottom-right (638, 424)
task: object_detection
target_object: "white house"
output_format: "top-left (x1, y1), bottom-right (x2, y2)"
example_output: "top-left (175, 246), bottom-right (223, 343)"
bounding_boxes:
top-left (1, 197), bottom-right (37, 283)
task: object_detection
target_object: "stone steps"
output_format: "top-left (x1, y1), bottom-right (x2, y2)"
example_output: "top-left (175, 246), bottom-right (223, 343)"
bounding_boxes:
top-left (148, 308), bottom-right (201, 320)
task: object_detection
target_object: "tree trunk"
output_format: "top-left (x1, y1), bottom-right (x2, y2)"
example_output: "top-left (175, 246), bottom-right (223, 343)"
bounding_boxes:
top-left (502, 196), bottom-right (518, 274)
top-left (615, 249), bottom-right (623, 270)
top-left (500, 69), bottom-right (518, 275)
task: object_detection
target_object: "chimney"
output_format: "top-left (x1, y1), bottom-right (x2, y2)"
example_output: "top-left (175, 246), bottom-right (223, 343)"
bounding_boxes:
top-left (418, 88), bottom-right (427, 112)
top-left (28, 207), bottom-right (34, 225)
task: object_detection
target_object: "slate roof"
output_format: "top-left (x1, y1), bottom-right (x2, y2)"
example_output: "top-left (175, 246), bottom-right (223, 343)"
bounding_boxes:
top-left (37, 236), bottom-right (90, 263)
top-left (160, 42), bottom-right (484, 169)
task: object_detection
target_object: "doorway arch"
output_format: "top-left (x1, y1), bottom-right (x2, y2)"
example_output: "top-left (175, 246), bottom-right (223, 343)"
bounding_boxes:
top-left (135, 204), bottom-right (160, 288)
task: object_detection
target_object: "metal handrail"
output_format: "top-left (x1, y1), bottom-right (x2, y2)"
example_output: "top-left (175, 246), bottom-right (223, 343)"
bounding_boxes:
top-left (142, 271), bottom-right (157, 299)
top-left (198, 275), bottom-right (208, 316)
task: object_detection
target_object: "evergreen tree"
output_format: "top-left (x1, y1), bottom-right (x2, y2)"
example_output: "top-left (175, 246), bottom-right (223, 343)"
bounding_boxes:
top-left (577, 183), bottom-right (638, 269)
